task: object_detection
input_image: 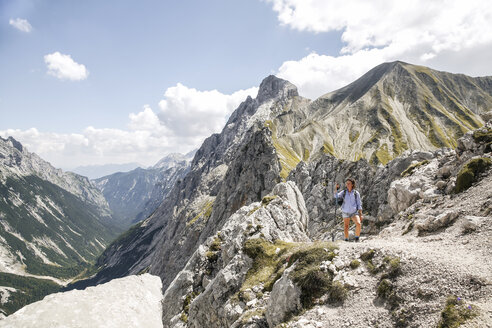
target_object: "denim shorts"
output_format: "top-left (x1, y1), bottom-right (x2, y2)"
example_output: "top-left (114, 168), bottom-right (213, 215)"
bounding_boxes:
top-left (342, 211), bottom-right (358, 219)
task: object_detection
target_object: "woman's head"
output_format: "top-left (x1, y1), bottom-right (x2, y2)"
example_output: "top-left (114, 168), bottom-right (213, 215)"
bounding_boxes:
top-left (345, 178), bottom-right (356, 190)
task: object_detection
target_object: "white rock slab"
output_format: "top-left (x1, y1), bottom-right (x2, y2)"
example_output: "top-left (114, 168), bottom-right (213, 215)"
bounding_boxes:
top-left (0, 274), bottom-right (163, 328)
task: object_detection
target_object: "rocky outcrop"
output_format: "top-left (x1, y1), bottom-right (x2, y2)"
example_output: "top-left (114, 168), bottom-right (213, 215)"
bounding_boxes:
top-left (265, 265), bottom-right (302, 327)
top-left (160, 181), bottom-right (309, 328)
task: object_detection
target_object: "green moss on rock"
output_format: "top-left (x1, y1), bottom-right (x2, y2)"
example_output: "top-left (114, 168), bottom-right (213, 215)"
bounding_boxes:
top-left (360, 249), bottom-right (376, 262)
top-left (472, 128), bottom-right (492, 143)
top-left (454, 157), bottom-right (491, 193)
top-left (401, 160), bottom-right (429, 177)
top-left (349, 130), bottom-right (360, 143)
top-left (241, 239), bottom-right (340, 310)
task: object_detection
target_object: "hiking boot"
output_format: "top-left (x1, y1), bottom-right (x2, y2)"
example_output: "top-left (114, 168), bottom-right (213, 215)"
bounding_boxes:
top-left (344, 238), bottom-right (349, 242)
top-left (355, 236), bottom-right (360, 242)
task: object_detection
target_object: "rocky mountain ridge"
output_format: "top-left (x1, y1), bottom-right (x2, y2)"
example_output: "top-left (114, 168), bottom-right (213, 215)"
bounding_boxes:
top-left (156, 121), bottom-right (491, 327)
top-left (71, 162), bottom-right (142, 180)
top-left (266, 61), bottom-right (492, 178)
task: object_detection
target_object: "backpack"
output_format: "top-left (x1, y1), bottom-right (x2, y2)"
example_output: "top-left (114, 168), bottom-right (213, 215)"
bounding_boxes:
top-left (336, 189), bottom-right (360, 207)
top-left (336, 190), bottom-right (346, 206)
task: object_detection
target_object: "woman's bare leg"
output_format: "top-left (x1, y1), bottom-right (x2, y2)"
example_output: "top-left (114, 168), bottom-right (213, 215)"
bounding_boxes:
top-left (344, 218), bottom-right (350, 239)
top-left (352, 215), bottom-right (361, 237)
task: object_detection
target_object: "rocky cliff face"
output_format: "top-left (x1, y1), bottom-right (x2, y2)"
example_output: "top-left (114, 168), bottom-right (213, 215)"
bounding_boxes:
top-left (93, 153), bottom-right (192, 228)
top-left (71, 75), bottom-right (300, 289)
top-left (0, 136), bottom-right (112, 217)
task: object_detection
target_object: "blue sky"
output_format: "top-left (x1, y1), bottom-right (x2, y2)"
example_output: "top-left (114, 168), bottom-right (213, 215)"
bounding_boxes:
top-left (1, 0), bottom-right (491, 169)
top-left (0, 0), bottom-right (340, 132)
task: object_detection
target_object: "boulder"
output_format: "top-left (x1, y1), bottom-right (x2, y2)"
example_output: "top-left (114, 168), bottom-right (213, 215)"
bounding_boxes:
top-left (266, 265), bottom-right (302, 328)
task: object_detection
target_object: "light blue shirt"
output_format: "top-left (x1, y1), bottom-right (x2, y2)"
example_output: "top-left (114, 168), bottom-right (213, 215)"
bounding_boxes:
top-left (335, 189), bottom-right (362, 214)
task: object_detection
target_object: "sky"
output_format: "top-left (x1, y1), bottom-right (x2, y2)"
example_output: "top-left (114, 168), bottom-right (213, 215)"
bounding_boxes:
top-left (1, 0), bottom-right (492, 170)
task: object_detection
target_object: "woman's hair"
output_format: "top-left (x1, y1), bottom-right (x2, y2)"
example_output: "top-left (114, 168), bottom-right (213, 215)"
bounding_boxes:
top-left (346, 178), bottom-right (356, 188)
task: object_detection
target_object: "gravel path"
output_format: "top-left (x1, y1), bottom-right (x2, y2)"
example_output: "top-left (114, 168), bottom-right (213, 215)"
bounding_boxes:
top-left (286, 172), bottom-right (492, 328)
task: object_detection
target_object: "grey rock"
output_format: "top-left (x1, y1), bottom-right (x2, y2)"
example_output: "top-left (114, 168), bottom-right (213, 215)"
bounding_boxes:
top-left (266, 265), bottom-right (302, 328)
top-left (415, 211), bottom-right (460, 233)
top-left (436, 180), bottom-right (447, 190)
top-left (461, 216), bottom-right (482, 233)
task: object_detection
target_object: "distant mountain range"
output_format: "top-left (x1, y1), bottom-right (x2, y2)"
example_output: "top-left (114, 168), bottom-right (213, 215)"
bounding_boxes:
top-left (0, 136), bottom-right (119, 280)
top-left (71, 163), bottom-right (143, 180)
top-left (93, 152), bottom-right (194, 228)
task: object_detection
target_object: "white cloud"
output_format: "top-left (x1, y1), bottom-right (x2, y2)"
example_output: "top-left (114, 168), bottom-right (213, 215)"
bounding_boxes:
top-left (0, 85), bottom-right (258, 169)
top-left (277, 49), bottom-right (390, 99)
top-left (158, 83), bottom-right (258, 140)
top-left (44, 52), bottom-right (89, 81)
top-left (267, 0), bottom-right (492, 99)
top-left (9, 18), bottom-right (32, 32)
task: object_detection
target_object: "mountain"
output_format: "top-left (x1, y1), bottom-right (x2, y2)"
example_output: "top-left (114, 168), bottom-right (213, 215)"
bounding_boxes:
top-left (266, 61), bottom-right (492, 177)
top-left (93, 152), bottom-right (193, 228)
top-left (0, 136), bottom-right (122, 315)
top-left (71, 163), bottom-right (142, 180)
top-left (58, 62), bottom-right (491, 326)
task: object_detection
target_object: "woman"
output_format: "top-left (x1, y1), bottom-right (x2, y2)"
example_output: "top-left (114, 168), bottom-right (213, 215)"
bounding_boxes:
top-left (334, 178), bottom-right (363, 242)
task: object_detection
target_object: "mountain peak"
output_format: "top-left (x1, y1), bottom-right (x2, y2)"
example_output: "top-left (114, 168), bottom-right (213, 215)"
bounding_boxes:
top-left (0, 136), bottom-right (24, 152)
top-left (257, 75), bottom-right (298, 103)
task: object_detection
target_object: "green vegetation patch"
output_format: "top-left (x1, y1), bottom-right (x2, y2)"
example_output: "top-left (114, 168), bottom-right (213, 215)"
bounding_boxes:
top-left (242, 238), bottom-right (295, 293)
top-left (322, 141), bottom-right (335, 156)
top-left (377, 278), bottom-right (401, 309)
top-left (370, 144), bottom-right (391, 165)
top-left (240, 238), bottom-right (341, 310)
top-left (0, 272), bottom-right (61, 315)
top-left (187, 199), bottom-right (215, 227)
top-left (180, 290), bottom-right (200, 322)
top-left (382, 256), bottom-right (402, 279)
top-left (401, 160), bottom-right (430, 177)
top-left (349, 130), bottom-right (360, 143)
top-left (437, 296), bottom-right (478, 328)
top-left (264, 120), bottom-right (302, 180)
top-left (288, 242), bottom-right (340, 308)
top-left (303, 149), bottom-right (310, 161)
top-left (350, 259), bottom-right (360, 269)
top-left (247, 195), bottom-right (278, 217)
top-left (261, 195), bottom-right (278, 206)
top-left (360, 249), bottom-right (376, 262)
top-left (472, 127), bottom-right (492, 144)
top-left (454, 157), bottom-right (491, 193)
